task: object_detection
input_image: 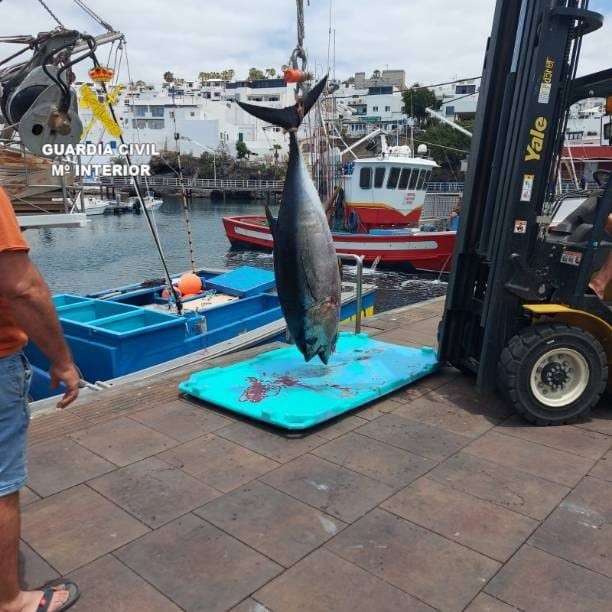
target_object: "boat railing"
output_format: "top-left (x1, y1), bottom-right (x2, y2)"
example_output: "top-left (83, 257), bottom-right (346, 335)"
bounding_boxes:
top-left (337, 253), bottom-right (364, 334)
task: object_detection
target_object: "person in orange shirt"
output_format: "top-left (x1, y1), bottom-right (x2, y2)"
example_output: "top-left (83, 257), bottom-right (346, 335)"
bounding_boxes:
top-left (0, 188), bottom-right (80, 612)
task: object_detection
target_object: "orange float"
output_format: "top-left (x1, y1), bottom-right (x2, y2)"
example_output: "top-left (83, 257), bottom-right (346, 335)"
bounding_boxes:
top-left (177, 273), bottom-right (203, 295)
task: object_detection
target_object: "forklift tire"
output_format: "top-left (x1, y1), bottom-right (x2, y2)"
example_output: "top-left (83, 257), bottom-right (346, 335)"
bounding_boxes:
top-left (497, 323), bottom-right (608, 425)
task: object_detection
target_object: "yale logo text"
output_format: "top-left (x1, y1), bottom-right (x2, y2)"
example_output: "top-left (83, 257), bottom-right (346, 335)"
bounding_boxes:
top-left (524, 116), bottom-right (548, 162)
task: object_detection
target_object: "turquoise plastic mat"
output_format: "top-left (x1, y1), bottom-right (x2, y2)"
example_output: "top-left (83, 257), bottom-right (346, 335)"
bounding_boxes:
top-left (179, 332), bottom-right (439, 430)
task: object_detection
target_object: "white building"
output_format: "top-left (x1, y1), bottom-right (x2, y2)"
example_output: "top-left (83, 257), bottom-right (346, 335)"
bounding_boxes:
top-left (76, 77), bottom-right (293, 168)
top-left (432, 79), bottom-right (480, 120)
top-left (332, 84), bottom-right (407, 137)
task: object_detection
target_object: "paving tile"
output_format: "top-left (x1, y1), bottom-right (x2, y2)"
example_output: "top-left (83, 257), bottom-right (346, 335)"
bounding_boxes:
top-left (327, 508), bottom-right (500, 612)
top-left (229, 599), bottom-right (272, 612)
top-left (464, 430), bottom-right (594, 487)
top-left (216, 421), bottom-right (327, 463)
top-left (21, 484), bottom-right (148, 574)
top-left (20, 487), bottom-right (40, 507)
top-left (130, 398), bottom-right (233, 442)
top-left (529, 476), bottom-right (612, 577)
top-left (382, 478), bottom-right (537, 562)
top-left (27, 437), bottom-right (115, 497)
top-left (393, 393), bottom-right (500, 437)
top-left (576, 406), bottom-right (612, 436)
top-left (68, 417), bottom-right (177, 467)
top-left (590, 451), bottom-right (612, 482)
top-left (195, 480), bottom-right (345, 567)
top-left (313, 415), bottom-right (368, 440)
top-left (159, 433), bottom-right (279, 492)
top-left (356, 413), bottom-right (470, 461)
top-left (19, 542), bottom-right (59, 590)
top-left (88, 457), bottom-right (219, 528)
top-left (261, 454), bottom-right (394, 523)
top-left (464, 593), bottom-right (520, 611)
top-left (428, 452), bottom-right (570, 520)
top-left (70, 554), bottom-right (181, 611)
top-left (28, 411), bottom-right (89, 446)
top-left (485, 544), bottom-right (612, 612)
top-left (116, 513), bottom-right (282, 612)
top-left (496, 415), bottom-right (611, 460)
top-left (312, 432), bottom-right (435, 488)
top-left (255, 548), bottom-right (435, 612)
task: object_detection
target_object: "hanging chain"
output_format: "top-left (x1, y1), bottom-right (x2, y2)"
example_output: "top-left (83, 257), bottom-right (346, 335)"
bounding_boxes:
top-left (36, 0), bottom-right (65, 28)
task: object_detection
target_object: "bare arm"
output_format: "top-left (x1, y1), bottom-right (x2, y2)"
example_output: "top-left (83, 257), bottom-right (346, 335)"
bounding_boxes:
top-left (0, 251), bottom-right (79, 408)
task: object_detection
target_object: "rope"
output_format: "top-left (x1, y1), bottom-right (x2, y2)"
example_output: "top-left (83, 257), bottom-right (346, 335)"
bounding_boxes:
top-left (72, 0), bottom-right (115, 32)
top-left (36, 0), bottom-right (64, 27)
top-left (170, 98), bottom-right (197, 273)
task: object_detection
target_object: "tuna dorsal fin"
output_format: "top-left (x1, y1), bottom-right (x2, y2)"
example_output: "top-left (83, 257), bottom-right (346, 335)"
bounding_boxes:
top-left (236, 75), bottom-right (329, 130)
top-left (264, 204), bottom-right (277, 239)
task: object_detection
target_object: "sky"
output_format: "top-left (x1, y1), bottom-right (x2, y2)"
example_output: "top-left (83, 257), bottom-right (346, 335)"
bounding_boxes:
top-left (0, 0), bottom-right (611, 87)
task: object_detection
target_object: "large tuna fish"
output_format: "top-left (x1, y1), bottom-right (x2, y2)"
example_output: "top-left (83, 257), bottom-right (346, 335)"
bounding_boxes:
top-left (237, 77), bottom-right (340, 364)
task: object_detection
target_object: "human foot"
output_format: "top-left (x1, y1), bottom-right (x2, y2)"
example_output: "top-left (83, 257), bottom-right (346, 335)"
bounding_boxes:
top-left (2, 582), bottom-right (78, 612)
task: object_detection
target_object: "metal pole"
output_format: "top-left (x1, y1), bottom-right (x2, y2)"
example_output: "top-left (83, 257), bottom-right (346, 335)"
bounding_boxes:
top-left (336, 253), bottom-right (364, 333)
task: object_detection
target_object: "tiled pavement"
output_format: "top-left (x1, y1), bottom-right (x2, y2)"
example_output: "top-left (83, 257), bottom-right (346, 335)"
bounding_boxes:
top-left (20, 298), bottom-right (612, 611)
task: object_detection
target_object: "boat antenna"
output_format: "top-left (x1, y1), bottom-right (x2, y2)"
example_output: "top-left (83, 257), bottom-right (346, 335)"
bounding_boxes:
top-left (89, 44), bottom-right (184, 314)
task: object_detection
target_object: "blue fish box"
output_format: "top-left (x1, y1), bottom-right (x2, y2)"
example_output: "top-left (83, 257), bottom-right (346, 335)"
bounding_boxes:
top-left (179, 332), bottom-right (439, 430)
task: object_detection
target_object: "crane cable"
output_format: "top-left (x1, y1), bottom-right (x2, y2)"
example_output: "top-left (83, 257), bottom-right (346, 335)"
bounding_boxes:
top-left (36, 0), bottom-right (64, 28)
top-left (72, 0), bottom-right (116, 32)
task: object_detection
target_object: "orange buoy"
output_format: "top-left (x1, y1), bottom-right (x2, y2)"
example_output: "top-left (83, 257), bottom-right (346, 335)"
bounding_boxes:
top-left (177, 273), bottom-right (203, 295)
top-left (283, 68), bottom-right (308, 84)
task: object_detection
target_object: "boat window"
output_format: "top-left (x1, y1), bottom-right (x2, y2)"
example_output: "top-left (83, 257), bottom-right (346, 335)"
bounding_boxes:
top-left (387, 167), bottom-right (401, 189)
top-left (409, 169), bottom-right (420, 190)
top-left (417, 170), bottom-right (431, 190)
top-left (359, 167), bottom-right (372, 189)
top-left (398, 168), bottom-right (411, 189)
top-left (374, 167), bottom-right (386, 188)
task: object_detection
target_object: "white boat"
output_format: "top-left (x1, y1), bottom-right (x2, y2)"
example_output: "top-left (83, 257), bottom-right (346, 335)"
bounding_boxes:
top-left (132, 192), bottom-right (163, 211)
top-left (80, 194), bottom-right (112, 216)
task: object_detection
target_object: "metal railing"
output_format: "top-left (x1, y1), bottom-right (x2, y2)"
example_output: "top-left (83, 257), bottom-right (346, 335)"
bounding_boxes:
top-left (338, 253), bottom-right (365, 333)
top-left (95, 176), bottom-right (285, 190)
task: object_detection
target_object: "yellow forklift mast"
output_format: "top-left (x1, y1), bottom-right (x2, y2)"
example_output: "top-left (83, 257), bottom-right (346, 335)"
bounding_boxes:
top-left (438, 0), bottom-right (612, 424)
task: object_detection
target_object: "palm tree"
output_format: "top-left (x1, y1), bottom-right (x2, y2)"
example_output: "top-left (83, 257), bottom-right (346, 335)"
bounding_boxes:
top-left (163, 71), bottom-right (174, 83)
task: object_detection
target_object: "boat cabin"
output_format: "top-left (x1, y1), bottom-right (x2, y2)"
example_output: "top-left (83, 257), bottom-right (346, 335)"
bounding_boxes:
top-left (341, 145), bottom-right (438, 230)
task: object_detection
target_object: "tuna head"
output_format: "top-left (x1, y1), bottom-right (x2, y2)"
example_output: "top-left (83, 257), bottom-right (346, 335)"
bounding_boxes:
top-left (292, 295), bottom-right (340, 365)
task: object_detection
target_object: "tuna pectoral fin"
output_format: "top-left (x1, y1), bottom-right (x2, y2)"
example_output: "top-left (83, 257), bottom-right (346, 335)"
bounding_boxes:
top-left (264, 205), bottom-right (278, 239)
top-left (236, 75), bottom-right (328, 130)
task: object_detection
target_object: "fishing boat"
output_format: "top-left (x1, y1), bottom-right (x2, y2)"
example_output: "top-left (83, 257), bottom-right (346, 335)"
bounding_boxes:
top-left (26, 265), bottom-right (376, 401)
top-left (223, 142), bottom-right (457, 272)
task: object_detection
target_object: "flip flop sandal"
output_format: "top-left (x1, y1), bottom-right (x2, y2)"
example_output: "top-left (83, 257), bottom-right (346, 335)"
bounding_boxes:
top-left (36, 579), bottom-right (80, 612)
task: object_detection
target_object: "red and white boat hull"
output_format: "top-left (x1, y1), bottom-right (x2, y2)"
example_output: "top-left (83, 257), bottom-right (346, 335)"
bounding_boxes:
top-left (222, 215), bottom-right (456, 272)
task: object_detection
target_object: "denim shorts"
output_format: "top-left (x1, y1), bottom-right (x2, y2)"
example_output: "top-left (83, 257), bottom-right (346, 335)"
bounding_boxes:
top-left (0, 351), bottom-right (32, 496)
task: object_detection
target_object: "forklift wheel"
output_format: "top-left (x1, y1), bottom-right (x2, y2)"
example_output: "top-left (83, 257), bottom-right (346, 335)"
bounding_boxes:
top-left (498, 323), bottom-right (608, 425)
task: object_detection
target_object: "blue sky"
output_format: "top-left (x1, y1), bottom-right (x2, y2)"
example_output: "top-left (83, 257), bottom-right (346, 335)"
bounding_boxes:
top-left (1, 1), bottom-right (611, 86)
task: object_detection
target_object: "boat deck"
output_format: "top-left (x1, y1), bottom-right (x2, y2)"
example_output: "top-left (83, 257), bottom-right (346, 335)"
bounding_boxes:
top-left (21, 298), bottom-right (612, 612)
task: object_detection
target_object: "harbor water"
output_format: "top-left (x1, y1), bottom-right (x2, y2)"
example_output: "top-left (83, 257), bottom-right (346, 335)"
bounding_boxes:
top-left (26, 196), bottom-right (448, 312)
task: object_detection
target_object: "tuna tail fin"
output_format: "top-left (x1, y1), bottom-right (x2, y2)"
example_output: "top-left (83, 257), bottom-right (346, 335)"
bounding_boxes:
top-left (236, 75), bottom-right (328, 130)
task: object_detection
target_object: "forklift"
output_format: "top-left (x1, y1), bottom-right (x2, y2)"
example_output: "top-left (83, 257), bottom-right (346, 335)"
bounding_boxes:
top-left (438, 0), bottom-right (612, 425)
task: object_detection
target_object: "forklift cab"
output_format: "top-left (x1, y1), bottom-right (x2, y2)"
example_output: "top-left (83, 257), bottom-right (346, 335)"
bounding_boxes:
top-left (438, 0), bottom-right (612, 425)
